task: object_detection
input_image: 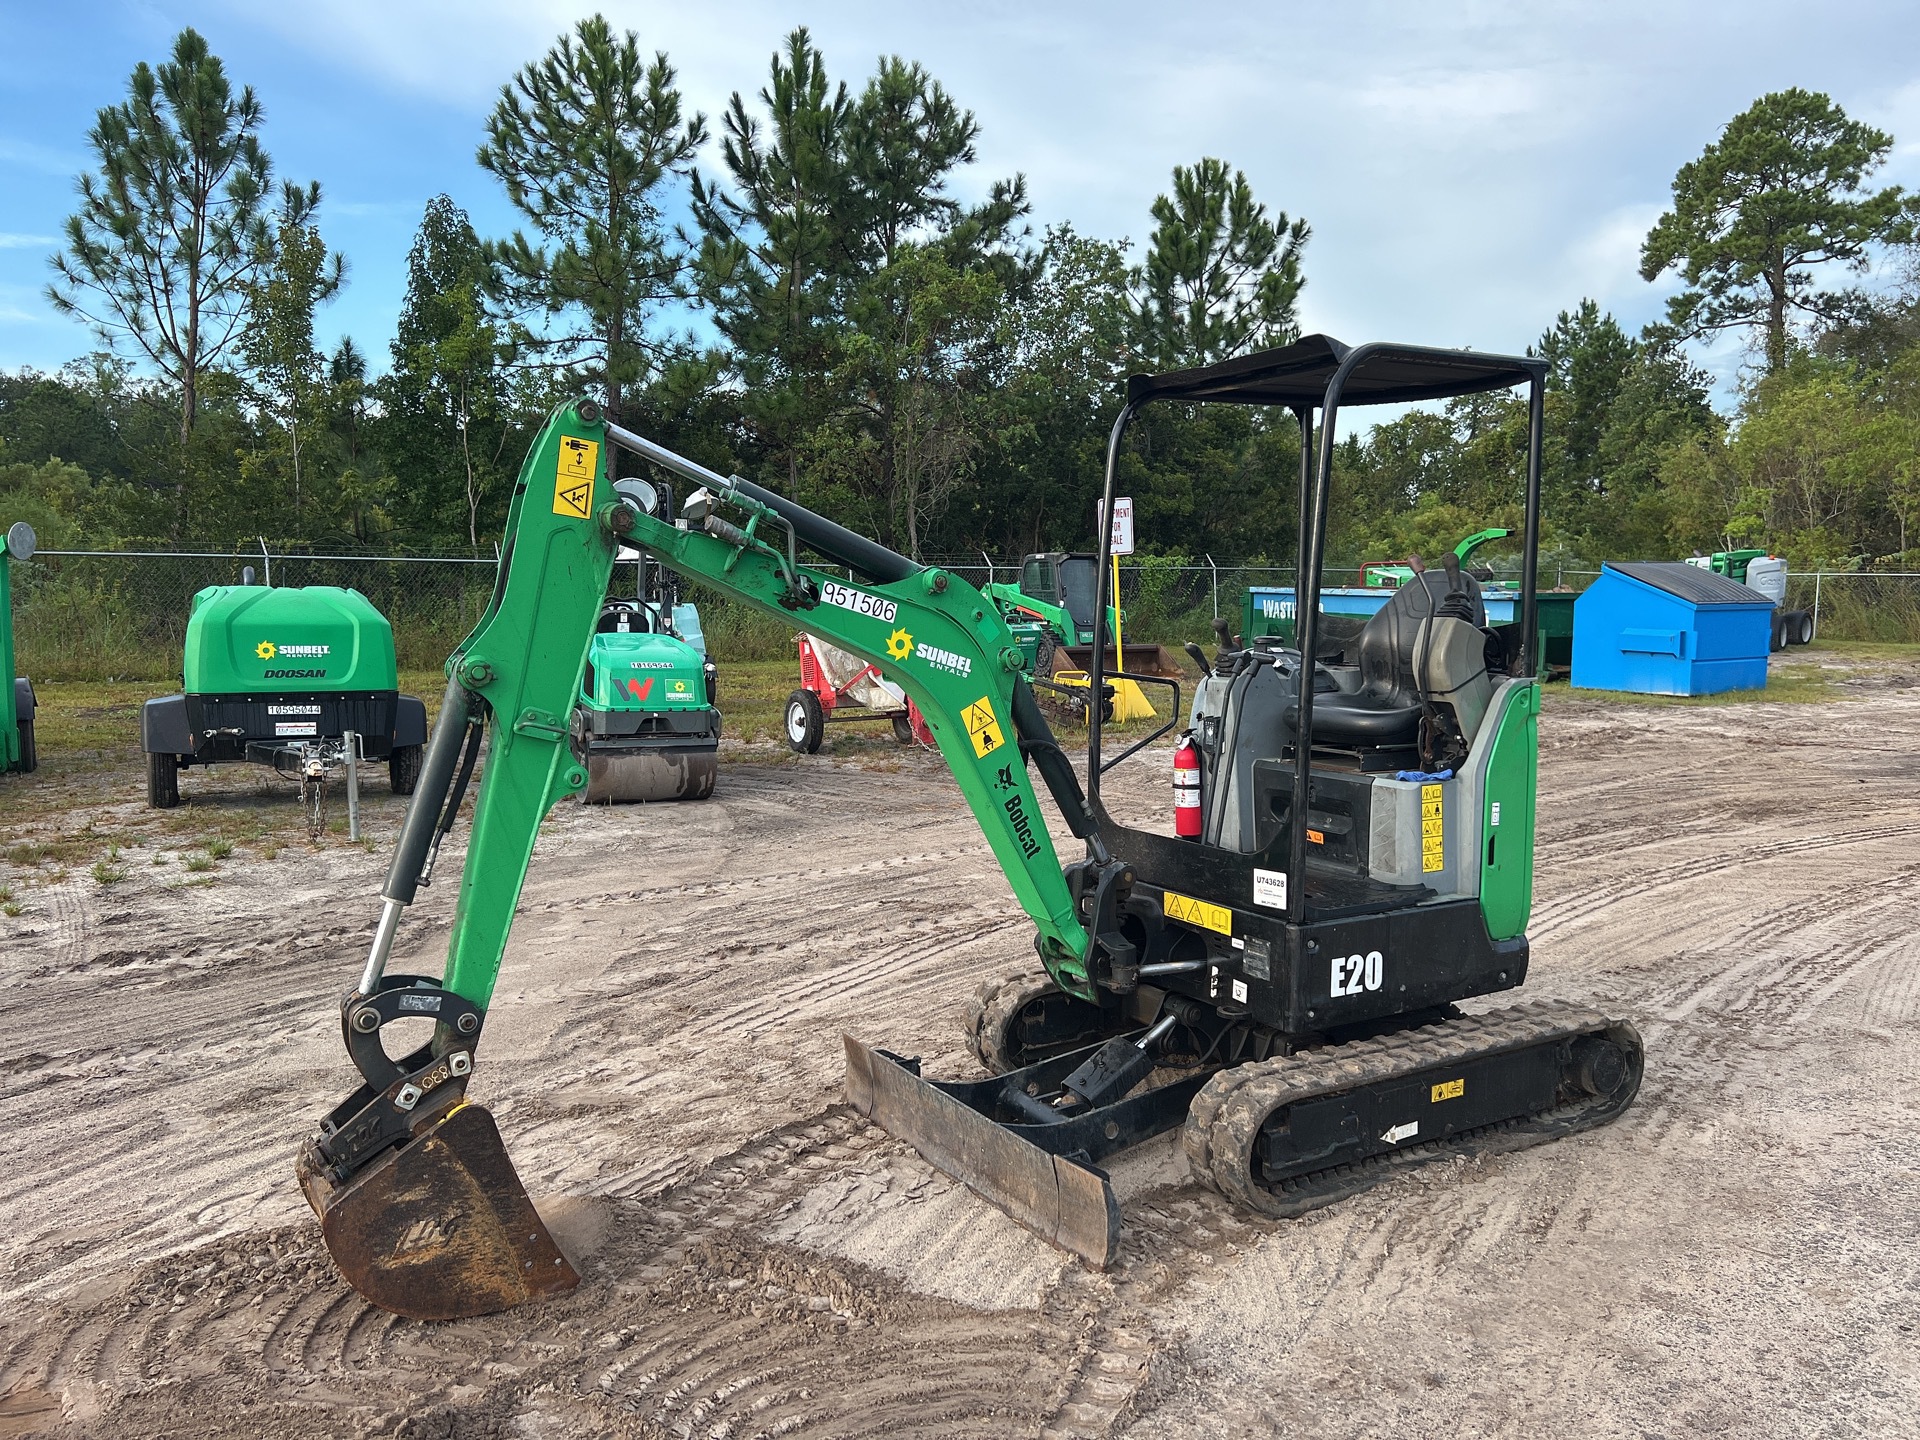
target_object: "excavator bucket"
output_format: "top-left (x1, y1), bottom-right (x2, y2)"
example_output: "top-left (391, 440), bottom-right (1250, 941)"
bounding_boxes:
top-left (845, 1036), bottom-right (1122, 1266)
top-left (296, 1101), bottom-right (579, 1320)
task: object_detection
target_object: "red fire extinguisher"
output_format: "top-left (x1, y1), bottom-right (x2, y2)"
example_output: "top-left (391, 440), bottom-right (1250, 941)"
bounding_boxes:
top-left (1173, 734), bottom-right (1202, 839)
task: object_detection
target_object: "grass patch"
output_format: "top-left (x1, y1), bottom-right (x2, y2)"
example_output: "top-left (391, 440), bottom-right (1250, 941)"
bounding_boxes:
top-left (5, 835), bottom-right (105, 867)
top-left (91, 858), bottom-right (127, 885)
top-left (184, 855), bottom-right (215, 873)
top-left (1549, 662), bottom-right (1841, 708)
top-left (204, 838), bottom-right (234, 860)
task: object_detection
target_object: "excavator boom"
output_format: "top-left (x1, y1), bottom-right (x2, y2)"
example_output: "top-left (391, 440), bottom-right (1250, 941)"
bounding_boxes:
top-left (297, 401), bottom-right (1132, 1318)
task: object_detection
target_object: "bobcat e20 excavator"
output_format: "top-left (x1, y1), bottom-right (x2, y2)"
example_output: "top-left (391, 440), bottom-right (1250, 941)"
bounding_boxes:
top-left (296, 335), bottom-right (1643, 1321)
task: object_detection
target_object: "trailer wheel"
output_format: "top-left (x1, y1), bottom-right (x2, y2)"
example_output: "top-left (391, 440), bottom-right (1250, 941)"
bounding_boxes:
top-left (389, 743), bottom-right (423, 795)
top-left (891, 713), bottom-right (915, 745)
top-left (14, 718), bottom-right (34, 774)
top-left (1771, 612), bottom-right (1788, 652)
top-left (1796, 610), bottom-right (1815, 645)
top-left (147, 750), bottom-right (180, 809)
top-left (785, 690), bottom-right (824, 754)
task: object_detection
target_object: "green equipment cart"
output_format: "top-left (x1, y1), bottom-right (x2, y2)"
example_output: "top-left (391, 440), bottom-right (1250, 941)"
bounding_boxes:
top-left (2, 522), bottom-right (36, 774)
top-left (141, 582), bottom-right (426, 813)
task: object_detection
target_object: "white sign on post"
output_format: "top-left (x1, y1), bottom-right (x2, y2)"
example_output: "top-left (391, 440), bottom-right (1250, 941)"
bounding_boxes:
top-left (1100, 496), bottom-right (1135, 555)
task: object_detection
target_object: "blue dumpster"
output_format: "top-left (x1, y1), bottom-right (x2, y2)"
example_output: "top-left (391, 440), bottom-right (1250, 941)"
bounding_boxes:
top-left (1572, 562), bottom-right (1772, 696)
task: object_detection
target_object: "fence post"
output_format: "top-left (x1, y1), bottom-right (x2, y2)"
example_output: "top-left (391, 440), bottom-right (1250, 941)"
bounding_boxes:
top-left (258, 537), bottom-right (272, 588)
top-left (1812, 571), bottom-right (1822, 640)
top-left (1205, 553), bottom-right (1218, 620)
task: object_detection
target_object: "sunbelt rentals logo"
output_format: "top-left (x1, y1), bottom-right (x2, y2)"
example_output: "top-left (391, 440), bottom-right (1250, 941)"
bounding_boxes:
top-left (256, 640), bottom-right (330, 660)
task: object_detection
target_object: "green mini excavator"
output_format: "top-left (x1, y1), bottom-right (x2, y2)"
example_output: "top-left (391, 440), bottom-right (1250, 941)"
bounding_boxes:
top-left (296, 336), bottom-right (1643, 1321)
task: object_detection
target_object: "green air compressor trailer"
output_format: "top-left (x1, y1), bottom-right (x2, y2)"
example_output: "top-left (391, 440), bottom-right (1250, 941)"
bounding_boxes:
top-left (2, 521), bottom-right (36, 774)
top-left (141, 583), bottom-right (426, 809)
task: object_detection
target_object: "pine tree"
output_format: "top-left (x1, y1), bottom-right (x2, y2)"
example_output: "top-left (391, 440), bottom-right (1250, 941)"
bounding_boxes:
top-left (1133, 158), bottom-right (1309, 369)
top-left (1641, 89), bottom-right (1916, 374)
top-left (477, 14), bottom-right (705, 434)
top-left (385, 195), bottom-right (508, 547)
top-left (48, 28), bottom-right (276, 442)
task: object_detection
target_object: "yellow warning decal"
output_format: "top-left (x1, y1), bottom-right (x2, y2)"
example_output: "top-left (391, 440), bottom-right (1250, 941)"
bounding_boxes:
top-left (1421, 782), bottom-right (1444, 873)
top-left (962, 696), bottom-right (1005, 758)
top-left (1164, 889), bottom-right (1232, 936)
top-left (1431, 1077), bottom-right (1465, 1103)
top-left (553, 436), bottom-right (598, 519)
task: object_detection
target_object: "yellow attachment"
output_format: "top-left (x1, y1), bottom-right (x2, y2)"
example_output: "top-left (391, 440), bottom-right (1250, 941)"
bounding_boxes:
top-left (1050, 669), bottom-right (1158, 725)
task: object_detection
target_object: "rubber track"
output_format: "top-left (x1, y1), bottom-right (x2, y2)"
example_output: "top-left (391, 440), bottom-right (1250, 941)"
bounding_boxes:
top-left (1183, 1000), bottom-right (1642, 1218)
top-left (963, 969), bottom-right (1060, 1073)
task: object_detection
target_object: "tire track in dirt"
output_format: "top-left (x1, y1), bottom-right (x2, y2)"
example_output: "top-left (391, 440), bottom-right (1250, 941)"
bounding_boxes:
top-left (2, 1108), bottom-right (1083, 1439)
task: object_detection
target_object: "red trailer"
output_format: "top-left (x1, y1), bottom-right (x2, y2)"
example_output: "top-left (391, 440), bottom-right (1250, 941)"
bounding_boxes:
top-left (784, 633), bottom-right (933, 753)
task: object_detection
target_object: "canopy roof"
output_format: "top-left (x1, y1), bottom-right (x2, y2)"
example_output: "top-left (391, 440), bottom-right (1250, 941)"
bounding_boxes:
top-left (1125, 334), bottom-right (1545, 409)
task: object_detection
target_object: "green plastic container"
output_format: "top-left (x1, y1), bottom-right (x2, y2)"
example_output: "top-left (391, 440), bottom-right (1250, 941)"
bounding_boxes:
top-left (183, 585), bottom-right (398, 694)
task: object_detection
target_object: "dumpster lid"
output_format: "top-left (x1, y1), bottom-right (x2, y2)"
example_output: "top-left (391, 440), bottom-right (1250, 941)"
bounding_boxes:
top-left (1606, 561), bottom-right (1772, 606)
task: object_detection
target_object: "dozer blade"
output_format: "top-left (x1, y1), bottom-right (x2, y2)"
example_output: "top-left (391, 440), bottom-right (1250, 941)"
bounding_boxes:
top-left (1060, 643), bottom-right (1185, 680)
top-left (844, 1036), bottom-right (1124, 1268)
top-left (296, 1100), bottom-right (579, 1320)
top-left (582, 746), bottom-right (717, 804)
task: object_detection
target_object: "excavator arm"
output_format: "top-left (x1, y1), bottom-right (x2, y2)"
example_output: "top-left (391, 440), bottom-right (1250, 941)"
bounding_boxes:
top-left (297, 401), bottom-right (1143, 1319)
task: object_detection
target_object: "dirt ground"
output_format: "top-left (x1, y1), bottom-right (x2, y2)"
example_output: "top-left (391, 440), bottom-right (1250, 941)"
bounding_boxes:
top-left (2, 655), bottom-right (1918, 1439)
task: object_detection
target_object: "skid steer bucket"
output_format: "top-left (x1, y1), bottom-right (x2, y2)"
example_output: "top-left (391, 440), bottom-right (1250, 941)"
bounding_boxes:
top-left (844, 1035), bottom-right (1211, 1268)
top-left (296, 1100), bottom-right (579, 1320)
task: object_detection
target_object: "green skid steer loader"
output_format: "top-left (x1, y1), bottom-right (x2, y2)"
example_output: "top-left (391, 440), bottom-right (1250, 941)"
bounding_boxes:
top-left (294, 337), bottom-right (1642, 1321)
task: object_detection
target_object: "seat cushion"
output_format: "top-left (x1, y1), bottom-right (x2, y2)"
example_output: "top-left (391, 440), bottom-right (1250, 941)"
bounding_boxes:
top-left (1290, 690), bottom-right (1424, 747)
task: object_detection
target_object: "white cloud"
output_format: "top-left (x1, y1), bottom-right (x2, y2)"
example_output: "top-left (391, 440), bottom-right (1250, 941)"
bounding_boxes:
top-left (38, 0), bottom-right (1920, 400)
top-left (0, 234), bottom-right (57, 250)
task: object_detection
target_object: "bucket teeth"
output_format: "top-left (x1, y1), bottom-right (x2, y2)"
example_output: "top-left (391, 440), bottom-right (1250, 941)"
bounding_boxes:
top-left (296, 1101), bottom-right (578, 1320)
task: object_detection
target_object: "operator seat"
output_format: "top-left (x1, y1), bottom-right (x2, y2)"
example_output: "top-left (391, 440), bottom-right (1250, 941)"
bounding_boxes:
top-left (1302, 571), bottom-right (1485, 749)
top-left (597, 600), bottom-right (653, 634)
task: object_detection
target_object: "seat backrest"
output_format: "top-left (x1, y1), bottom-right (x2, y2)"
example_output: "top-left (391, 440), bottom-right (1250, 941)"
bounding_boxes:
top-left (1414, 615), bottom-right (1494, 745)
top-left (1355, 571), bottom-right (1485, 703)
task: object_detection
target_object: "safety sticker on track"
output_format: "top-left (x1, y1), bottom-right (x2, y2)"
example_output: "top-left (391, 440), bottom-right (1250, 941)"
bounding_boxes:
top-left (553, 436), bottom-right (598, 518)
top-left (963, 696), bottom-right (1005, 758)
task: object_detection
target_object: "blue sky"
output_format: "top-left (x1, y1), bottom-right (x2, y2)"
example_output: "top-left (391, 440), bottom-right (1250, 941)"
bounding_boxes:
top-left (4, 0), bottom-right (1919, 405)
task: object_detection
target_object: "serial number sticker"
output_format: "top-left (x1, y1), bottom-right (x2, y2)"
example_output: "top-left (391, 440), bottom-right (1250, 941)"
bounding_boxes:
top-left (821, 579), bottom-right (898, 623)
top-left (267, 705), bottom-right (321, 716)
top-left (1252, 868), bottom-right (1287, 910)
top-left (1164, 889), bottom-right (1232, 936)
top-left (553, 436), bottom-right (597, 519)
top-left (1231, 979), bottom-right (1249, 1004)
top-left (1431, 1078), bottom-right (1465, 1103)
top-left (274, 722), bottom-right (318, 737)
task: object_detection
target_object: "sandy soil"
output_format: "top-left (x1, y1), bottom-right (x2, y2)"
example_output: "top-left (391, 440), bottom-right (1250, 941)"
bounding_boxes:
top-left (2, 663), bottom-right (1918, 1439)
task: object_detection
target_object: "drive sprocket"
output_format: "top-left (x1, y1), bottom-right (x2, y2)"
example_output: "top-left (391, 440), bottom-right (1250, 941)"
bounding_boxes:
top-left (963, 969), bottom-right (1127, 1074)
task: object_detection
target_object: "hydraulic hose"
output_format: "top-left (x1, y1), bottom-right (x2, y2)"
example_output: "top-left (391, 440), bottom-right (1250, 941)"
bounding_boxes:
top-left (601, 421), bottom-right (920, 585)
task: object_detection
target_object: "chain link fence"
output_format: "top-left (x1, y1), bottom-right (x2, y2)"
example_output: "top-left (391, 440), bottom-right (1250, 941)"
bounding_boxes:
top-left (11, 548), bottom-right (1918, 684)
